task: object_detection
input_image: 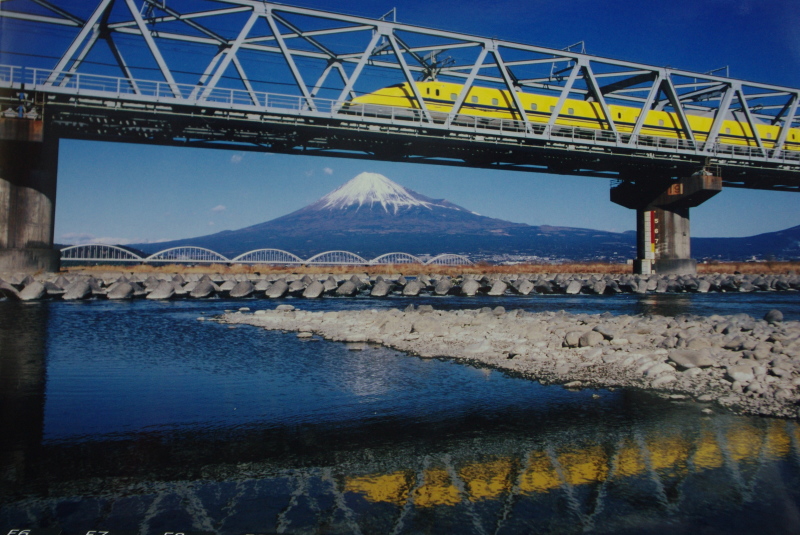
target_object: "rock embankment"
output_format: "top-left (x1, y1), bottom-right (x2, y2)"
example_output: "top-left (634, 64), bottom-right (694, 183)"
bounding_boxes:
top-left (1, 270), bottom-right (799, 301)
top-left (216, 305), bottom-right (800, 419)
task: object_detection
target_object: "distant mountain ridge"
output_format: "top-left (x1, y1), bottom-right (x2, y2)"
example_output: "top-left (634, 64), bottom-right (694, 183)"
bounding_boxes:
top-left (130, 172), bottom-right (799, 262)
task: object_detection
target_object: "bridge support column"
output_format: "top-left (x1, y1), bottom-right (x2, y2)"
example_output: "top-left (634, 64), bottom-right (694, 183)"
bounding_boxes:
top-left (0, 118), bottom-right (60, 273)
top-left (612, 173), bottom-right (722, 275)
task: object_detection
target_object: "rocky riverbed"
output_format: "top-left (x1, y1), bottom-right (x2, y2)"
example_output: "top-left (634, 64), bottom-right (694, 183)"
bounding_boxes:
top-left (216, 304), bottom-right (800, 419)
top-left (1, 270), bottom-right (799, 301)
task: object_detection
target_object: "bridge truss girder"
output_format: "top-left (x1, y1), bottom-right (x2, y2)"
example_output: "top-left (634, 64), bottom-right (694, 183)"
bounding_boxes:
top-left (0, 0), bottom-right (799, 191)
top-left (33, 96), bottom-right (799, 193)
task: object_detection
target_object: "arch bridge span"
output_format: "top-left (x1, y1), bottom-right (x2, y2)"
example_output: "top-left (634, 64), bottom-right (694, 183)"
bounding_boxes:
top-left (59, 245), bottom-right (473, 266)
top-left (1, 1), bottom-right (799, 275)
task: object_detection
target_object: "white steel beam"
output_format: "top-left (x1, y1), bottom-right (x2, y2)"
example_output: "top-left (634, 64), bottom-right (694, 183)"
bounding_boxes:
top-left (47, 0), bottom-right (114, 84)
top-left (200, 9), bottom-right (260, 99)
top-left (446, 47), bottom-right (488, 126)
top-left (0, 9), bottom-right (78, 25)
top-left (704, 83), bottom-right (735, 150)
top-left (772, 95), bottom-right (799, 157)
top-left (265, 7), bottom-right (317, 111)
top-left (334, 30), bottom-right (382, 105)
top-left (490, 44), bottom-right (531, 131)
top-left (108, 6), bottom-right (251, 29)
top-left (388, 32), bottom-right (433, 123)
top-left (30, 0), bottom-right (82, 24)
top-left (123, 0), bottom-right (180, 97)
top-left (271, 12), bottom-right (336, 59)
top-left (734, 87), bottom-right (765, 152)
top-left (627, 72), bottom-right (664, 143)
top-left (139, 0), bottom-right (227, 44)
top-left (547, 62), bottom-right (581, 127)
top-left (232, 56), bottom-right (258, 105)
top-left (661, 74), bottom-right (696, 142)
top-left (582, 60), bottom-right (618, 134)
top-left (105, 33), bottom-right (140, 95)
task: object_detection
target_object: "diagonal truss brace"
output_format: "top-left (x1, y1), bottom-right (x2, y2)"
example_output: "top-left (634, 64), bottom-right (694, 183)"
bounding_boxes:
top-left (772, 95), bottom-right (799, 157)
top-left (264, 6), bottom-right (316, 111)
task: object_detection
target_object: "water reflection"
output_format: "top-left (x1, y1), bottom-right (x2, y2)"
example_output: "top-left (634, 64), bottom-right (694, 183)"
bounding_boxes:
top-left (2, 403), bottom-right (799, 533)
top-left (632, 294), bottom-right (695, 317)
top-left (2, 298), bottom-right (800, 533)
top-left (0, 303), bottom-right (47, 493)
top-left (346, 418), bottom-right (797, 507)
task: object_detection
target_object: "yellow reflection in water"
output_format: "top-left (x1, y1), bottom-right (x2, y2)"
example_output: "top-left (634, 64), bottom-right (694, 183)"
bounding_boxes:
top-left (616, 439), bottom-right (648, 477)
top-left (558, 445), bottom-right (610, 486)
top-left (345, 472), bottom-right (413, 505)
top-left (414, 468), bottom-right (461, 507)
top-left (519, 451), bottom-right (561, 494)
top-left (693, 430), bottom-right (725, 469)
top-left (461, 458), bottom-right (515, 501)
top-left (344, 421), bottom-right (800, 507)
top-left (647, 435), bottom-right (691, 477)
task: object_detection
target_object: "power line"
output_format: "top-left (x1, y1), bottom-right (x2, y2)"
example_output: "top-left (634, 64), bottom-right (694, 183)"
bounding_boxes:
top-left (0, 49), bottom-right (402, 96)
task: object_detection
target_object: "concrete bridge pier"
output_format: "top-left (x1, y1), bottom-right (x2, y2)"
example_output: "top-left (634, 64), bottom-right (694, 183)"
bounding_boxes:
top-left (0, 117), bottom-right (60, 273)
top-left (612, 173), bottom-right (722, 275)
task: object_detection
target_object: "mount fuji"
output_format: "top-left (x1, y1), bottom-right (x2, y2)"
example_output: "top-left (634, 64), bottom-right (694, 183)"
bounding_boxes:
top-left (128, 172), bottom-right (799, 261)
top-left (132, 172), bottom-right (637, 260)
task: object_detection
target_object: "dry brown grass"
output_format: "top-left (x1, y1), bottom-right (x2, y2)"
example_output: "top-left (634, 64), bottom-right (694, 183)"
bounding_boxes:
top-left (61, 260), bottom-right (800, 277)
top-left (696, 261), bottom-right (800, 275)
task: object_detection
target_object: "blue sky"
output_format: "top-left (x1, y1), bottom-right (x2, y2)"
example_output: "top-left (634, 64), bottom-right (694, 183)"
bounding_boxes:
top-left (5, 0), bottom-right (800, 245)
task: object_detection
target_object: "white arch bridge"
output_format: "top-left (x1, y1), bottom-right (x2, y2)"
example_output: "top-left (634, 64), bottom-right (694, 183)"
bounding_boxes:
top-left (59, 245), bottom-right (472, 266)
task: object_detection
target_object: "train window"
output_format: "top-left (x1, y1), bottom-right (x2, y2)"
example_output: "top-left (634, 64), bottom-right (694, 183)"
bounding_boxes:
top-left (531, 103), bottom-right (538, 111)
top-left (566, 107), bottom-right (573, 115)
top-left (426, 88), bottom-right (430, 95)
top-left (793, 134), bottom-right (796, 140)
top-left (618, 112), bottom-right (622, 119)
top-left (550, 106), bottom-right (556, 112)
top-left (767, 132), bottom-right (773, 139)
top-left (435, 89), bottom-right (440, 96)
top-left (450, 93), bottom-right (457, 100)
top-left (492, 98), bottom-right (499, 106)
top-left (725, 127), bottom-right (731, 134)
top-left (658, 119), bottom-right (664, 126)
top-left (471, 95), bottom-right (478, 103)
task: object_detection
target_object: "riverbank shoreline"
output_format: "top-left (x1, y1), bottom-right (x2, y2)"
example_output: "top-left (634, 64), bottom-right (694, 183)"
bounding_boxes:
top-left (216, 305), bottom-right (800, 419)
top-left (2, 269), bottom-right (798, 301)
top-left (55, 260), bottom-right (800, 277)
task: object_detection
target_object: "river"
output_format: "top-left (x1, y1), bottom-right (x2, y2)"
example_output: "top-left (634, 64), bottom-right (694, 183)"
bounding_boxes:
top-left (1, 292), bottom-right (799, 533)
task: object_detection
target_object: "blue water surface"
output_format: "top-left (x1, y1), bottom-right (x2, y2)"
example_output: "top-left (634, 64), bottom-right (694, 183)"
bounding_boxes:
top-left (1, 292), bottom-right (799, 534)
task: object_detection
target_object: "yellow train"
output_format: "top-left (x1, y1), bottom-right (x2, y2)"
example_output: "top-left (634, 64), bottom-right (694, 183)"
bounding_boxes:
top-left (347, 81), bottom-right (800, 151)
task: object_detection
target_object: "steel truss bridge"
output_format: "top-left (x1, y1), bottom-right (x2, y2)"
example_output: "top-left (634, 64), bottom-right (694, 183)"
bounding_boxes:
top-left (1, 0), bottom-right (800, 191)
top-left (59, 243), bottom-right (473, 265)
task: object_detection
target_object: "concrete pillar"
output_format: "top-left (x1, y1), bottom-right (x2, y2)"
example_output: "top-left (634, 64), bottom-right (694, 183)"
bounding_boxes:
top-left (0, 117), bottom-right (60, 273)
top-left (635, 206), bottom-right (695, 275)
top-left (612, 173), bottom-right (721, 275)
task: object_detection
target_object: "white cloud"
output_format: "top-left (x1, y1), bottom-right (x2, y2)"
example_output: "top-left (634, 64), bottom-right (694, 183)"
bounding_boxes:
top-left (230, 154), bottom-right (243, 164)
top-left (208, 221), bottom-right (215, 226)
top-left (324, 167), bottom-right (333, 175)
top-left (59, 233), bottom-right (176, 246)
top-left (305, 169), bottom-right (314, 177)
top-left (59, 233), bottom-right (136, 246)
top-left (211, 204), bottom-right (226, 212)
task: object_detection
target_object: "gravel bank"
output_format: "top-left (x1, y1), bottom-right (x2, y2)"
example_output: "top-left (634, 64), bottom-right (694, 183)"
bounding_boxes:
top-left (216, 305), bottom-right (800, 419)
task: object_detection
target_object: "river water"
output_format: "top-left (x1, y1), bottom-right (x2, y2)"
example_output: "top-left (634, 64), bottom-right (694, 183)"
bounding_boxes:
top-left (1, 292), bottom-right (800, 534)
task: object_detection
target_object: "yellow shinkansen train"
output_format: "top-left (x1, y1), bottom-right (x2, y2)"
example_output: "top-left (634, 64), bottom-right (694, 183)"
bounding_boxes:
top-left (348, 81), bottom-right (800, 151)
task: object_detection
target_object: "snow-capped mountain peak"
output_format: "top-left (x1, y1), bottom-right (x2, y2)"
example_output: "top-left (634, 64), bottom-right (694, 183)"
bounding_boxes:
top-left (314, 172), bottom-right (435, 214)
